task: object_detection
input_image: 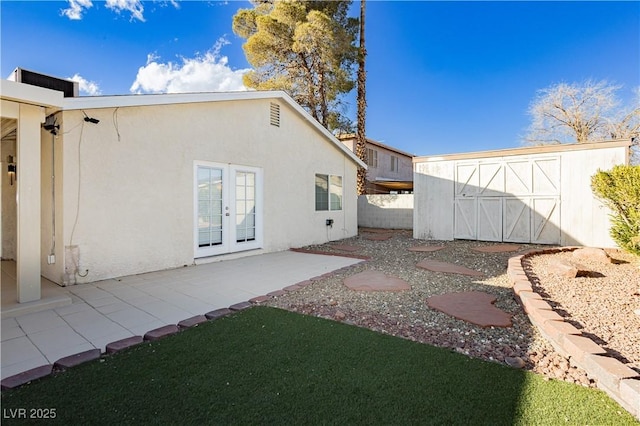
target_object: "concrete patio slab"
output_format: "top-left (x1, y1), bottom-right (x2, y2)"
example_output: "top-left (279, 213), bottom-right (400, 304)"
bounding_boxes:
top-left (1, 251), bottom-right (363, 381)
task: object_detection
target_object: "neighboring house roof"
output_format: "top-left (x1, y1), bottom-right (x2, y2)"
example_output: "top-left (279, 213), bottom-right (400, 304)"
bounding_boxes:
top-left (62, 90), bottom-right (367, 169)
top-left (338, 133), bottom-right (415, 158)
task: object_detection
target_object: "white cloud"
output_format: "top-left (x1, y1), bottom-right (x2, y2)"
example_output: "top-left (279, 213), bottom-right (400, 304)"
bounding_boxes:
top-left (106, 0), bottom-right (145, 22)
top-left (60, 0), bottom-right (93, 20)
top-left (130, 40), bottom-right (249, 94)
top-left (69, 73), bottom-right (102, 96)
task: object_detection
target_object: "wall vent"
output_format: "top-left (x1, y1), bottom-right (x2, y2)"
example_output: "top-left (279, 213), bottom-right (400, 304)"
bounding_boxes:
top-left (270, 102), bottom-right (280, 127)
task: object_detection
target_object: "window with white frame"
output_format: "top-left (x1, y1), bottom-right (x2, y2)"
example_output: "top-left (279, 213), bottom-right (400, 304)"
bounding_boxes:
top-left (366, 148), bottom-right (378, 168)
top-left (315, 174), bottom-right (343, 211)
top-left (390, 155), bottom-right (399, 173)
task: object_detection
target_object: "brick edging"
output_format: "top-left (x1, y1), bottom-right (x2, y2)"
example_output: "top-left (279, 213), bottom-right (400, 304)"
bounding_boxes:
top-left (508, 247), bottom-right (640, 420)
top-left (0, 261), bottom-right (364, 392)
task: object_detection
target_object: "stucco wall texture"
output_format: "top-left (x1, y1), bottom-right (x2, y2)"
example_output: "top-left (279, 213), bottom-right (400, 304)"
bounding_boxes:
top-left (44, 98), bottom-right (359, 285)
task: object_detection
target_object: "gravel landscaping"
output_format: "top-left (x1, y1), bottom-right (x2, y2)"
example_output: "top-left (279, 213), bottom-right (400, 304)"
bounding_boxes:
top-left (525, 249), bottom-right (640, 374)
top-left (266, 229), bottom-right (639, 387)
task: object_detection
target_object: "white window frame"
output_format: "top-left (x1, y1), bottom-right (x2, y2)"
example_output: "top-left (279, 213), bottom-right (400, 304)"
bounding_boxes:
top-left (315, 173), bottom-right (343, 211)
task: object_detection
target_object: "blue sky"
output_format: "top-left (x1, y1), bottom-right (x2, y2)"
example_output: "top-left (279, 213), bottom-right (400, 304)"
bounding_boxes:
top-left (1, 1), bottom-right (638, 156)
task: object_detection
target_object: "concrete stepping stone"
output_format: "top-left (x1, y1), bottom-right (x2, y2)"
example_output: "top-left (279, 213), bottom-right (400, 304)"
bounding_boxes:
top-left (330, 244), bottom-right (361, 252)
top-left (471, 244), bottom-right (521, 253)
top-left (408, 245), bottom-right (445, 252)
top-left (416, 259), bottom-right (484, 277)
top-left (343, 270), bottom-right (410, 292)
top-left (426, 291), bottom-right (512, 327)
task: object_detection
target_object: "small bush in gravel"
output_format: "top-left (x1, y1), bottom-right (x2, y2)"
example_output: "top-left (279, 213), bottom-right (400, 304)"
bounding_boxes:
top-left (591, 164), bottom-right (640, 255)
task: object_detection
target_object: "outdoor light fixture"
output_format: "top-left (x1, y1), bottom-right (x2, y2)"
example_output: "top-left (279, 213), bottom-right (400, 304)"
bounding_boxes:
top-left (7, 155), bottom-right (16, 185)
top-left (43, 115), bottom-right (60, 135)
top-left (83, 112), bottom-right (100, 124)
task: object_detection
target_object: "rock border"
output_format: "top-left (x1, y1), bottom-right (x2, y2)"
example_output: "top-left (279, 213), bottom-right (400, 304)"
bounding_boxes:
top-left (0, 263), bottom-right (365, 392)
top-left (508, 247), bottom-right (640, 420)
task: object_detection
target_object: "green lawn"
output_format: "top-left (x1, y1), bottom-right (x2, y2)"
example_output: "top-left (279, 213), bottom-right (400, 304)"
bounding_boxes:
top-left (2, 306), bottom-right (637, 425)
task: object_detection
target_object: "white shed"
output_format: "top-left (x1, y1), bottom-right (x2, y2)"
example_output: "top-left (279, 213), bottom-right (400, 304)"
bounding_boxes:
top-left (413, 140), bottom-right (631, 248)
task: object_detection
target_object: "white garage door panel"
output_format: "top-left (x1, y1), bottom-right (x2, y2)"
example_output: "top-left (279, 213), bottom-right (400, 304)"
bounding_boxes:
top-left (531, 197), bottom-right (560, 244)
top-left (478, 197), bottom-right (502, 241)
top-left (454, 197), bottom-right (476, 240)
top-left (503, 198), bottom-right (531, 243)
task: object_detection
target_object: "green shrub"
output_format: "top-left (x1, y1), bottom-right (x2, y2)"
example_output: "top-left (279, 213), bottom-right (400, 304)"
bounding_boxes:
top-left (591, 165), bottom-right (640, 255)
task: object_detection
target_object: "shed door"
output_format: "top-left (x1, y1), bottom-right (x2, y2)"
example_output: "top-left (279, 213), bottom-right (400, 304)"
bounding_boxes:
top-left (454, 156), bottom-right (560, 244)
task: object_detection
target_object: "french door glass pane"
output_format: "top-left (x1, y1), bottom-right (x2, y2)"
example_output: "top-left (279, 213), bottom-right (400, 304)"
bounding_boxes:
top-left (236, 171), bottom-right (257, 243)
top-left (198, 166), bottom-right (223, 247)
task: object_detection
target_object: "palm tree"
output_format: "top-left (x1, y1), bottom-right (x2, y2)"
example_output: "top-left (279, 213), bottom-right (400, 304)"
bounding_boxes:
top-left (355, 0), bottom-right (367, 195)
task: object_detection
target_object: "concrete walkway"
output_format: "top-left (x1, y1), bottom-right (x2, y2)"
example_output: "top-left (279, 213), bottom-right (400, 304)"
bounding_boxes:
top-left (1, 251), bottom-right (362, 380)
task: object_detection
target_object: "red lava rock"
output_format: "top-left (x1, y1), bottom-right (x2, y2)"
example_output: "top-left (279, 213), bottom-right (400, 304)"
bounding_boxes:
top-left (426, 291), bottom-right (512, 327)
top-left (416, 259), bottom-right (484, 277)
top-left (343, 270), bottom-right (411, 292)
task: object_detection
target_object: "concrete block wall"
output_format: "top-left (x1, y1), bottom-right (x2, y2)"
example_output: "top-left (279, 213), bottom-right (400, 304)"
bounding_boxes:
top-left (357, 194), bottom-right (413, 229)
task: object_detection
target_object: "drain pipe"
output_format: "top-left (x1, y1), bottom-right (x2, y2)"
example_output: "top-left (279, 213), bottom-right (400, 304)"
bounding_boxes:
top-left (48, 132), bottom-right (56, 264)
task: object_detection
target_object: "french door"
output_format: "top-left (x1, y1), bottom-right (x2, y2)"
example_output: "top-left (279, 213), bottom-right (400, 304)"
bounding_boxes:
top-left (194, 161), bottom-right (263, 258)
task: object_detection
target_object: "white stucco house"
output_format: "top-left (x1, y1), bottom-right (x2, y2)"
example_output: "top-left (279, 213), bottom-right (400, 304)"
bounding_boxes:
top-left (413, 141), bottom-right (631, 248)
top-left (1, 70), bottom-right (365, 305)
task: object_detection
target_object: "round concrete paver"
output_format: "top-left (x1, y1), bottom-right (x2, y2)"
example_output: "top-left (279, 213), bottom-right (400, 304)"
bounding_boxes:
top-left (343, 270), bottom-right (410, 292)
top-left (426, 291), bottom-right (512, 327)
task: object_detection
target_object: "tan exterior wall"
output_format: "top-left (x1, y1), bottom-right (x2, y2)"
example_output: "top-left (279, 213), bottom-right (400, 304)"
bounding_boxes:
top-left (56, 99), bottom-right (358, 284)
